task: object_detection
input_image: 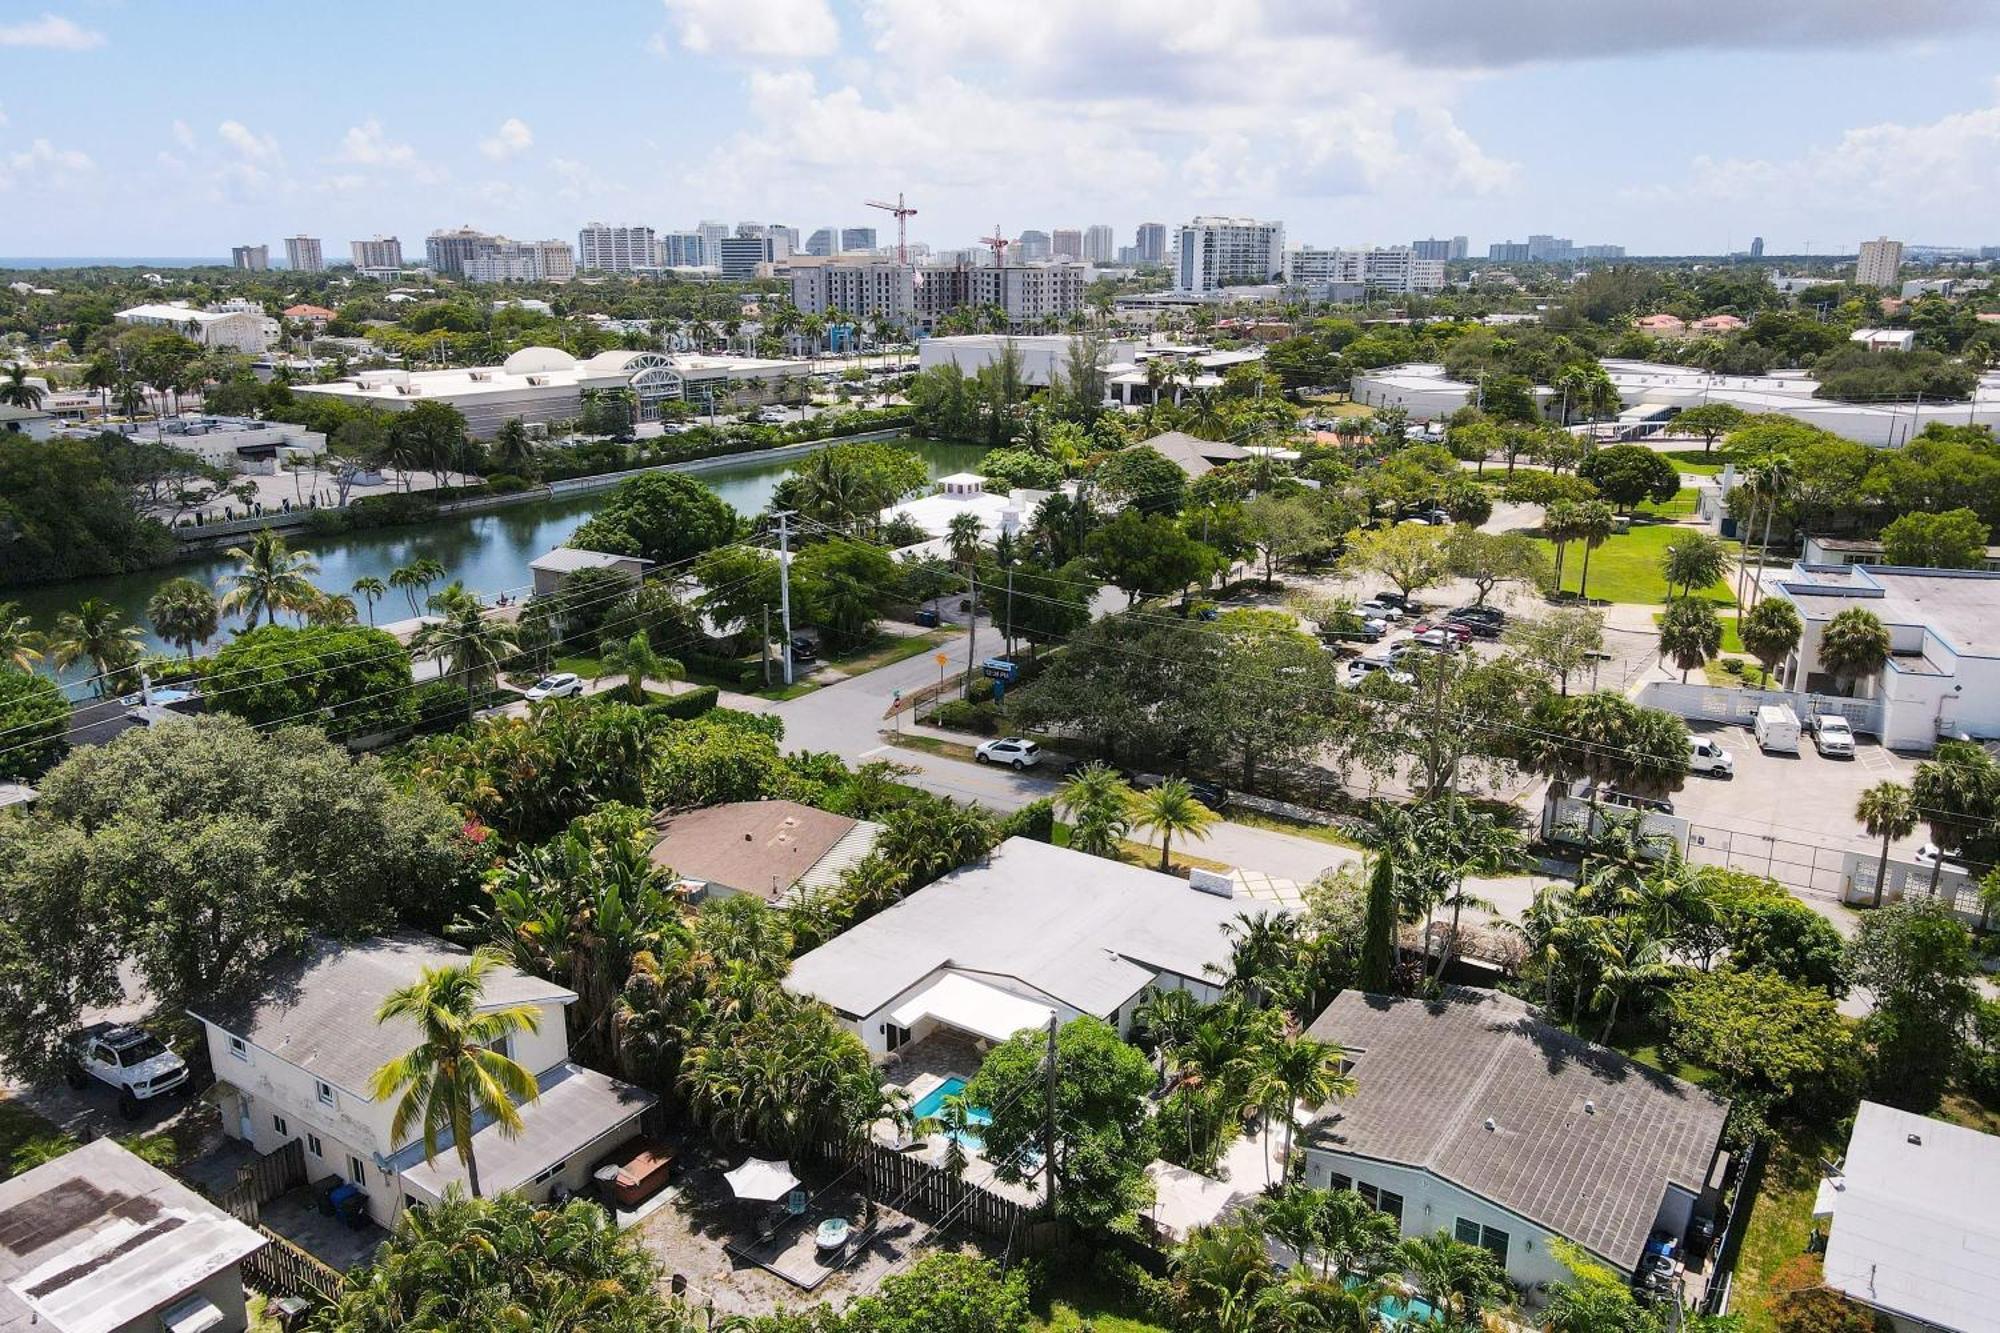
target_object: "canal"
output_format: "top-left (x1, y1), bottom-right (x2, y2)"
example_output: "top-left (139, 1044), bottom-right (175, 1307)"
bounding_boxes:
top-left (15, 437), bottom-right (988, 676)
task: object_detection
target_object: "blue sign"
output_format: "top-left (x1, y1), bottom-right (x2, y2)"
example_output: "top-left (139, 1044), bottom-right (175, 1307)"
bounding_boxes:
top-left (982, 658), bottom-right (1019, 682)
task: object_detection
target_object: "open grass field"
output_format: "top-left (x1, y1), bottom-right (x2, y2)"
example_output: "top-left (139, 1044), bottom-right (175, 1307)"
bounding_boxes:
top-left (1537, 522), bottom-right (1740, 606)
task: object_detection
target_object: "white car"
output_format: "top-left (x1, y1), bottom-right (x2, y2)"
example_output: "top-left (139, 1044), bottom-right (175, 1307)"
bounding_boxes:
top-left (1812, 715), bottom-right (1856, 758)
top-left (1410, 628), bottom-right (1461, 651)
top-left (1356, 601), bottom-right (1404, 622)
top-left (1915, 842), bottom-right (1967, 872)
top-left (975, 737), bottom-right (1043, 770)
top-left (525, 672), bottom-right (584, 701)
top-left (1688, 737), bottom-right (1735, 776)
top-left (66, 1023), bottom-right (188, 1119)
top-left (1345, 658), bottom-right (1416, 687)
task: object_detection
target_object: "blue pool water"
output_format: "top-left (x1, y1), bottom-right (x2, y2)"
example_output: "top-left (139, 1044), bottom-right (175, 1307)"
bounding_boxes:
top-left (1341, 1278), bottom-right (1440, 1327)
top-left (911, 1078), bottom-right (993, 1150)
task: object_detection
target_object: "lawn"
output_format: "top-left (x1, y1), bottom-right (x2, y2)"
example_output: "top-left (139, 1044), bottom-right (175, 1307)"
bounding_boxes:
top-left (1652, 611), bottom-right (1747, 654)
top-left (889, 734), bottom-right (980, 763)
top-left (1029, 1273), bottom-right (1170, 1333)
top-left (1635, 486), bottom-right (1700, 519)
top-left (1536, 521), bottom-right (1739, 606)
top-left (828, 629), bottom-right (955, 675)
top-left (554, 654), bottom-right (603, 678)
top-left (1226, 808), bottom-right (1369, 851)
top-left (1051, 821), bottom-right (1236, 874)
top-left (1658, 447), bottom-right (1752, 476)
top-left (1731, 1130), bottom-right (1839, 1333)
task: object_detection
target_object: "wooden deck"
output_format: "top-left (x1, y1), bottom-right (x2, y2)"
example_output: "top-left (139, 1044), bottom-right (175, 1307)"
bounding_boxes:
top-left (722, 1204), bottom-right (928, 1291)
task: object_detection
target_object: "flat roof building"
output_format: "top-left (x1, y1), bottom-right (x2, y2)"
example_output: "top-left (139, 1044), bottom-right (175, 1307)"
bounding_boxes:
top-left (1178, 216), bottom-right (1285, 292)
top-left (114, 303), bottom-right (269, 355)
top-left (1857, 237), bottom-right (1904, 290)
top-left (527, 546), bottom-right (652, 597)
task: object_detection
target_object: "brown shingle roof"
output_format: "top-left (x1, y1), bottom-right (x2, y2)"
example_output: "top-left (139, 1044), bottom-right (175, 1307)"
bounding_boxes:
top-left (648, 800), bottom-right (863, 903)
top-left (1304, 989), bottom-right (1728, 1272)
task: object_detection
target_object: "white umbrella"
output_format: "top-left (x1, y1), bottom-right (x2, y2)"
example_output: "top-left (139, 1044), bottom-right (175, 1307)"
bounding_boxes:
top-left (724, 1157), bottom-right (799, 1202)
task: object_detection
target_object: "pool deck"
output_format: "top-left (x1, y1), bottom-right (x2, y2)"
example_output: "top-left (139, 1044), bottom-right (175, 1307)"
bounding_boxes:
top-left (722, 1203), bottom-right (928, 1291)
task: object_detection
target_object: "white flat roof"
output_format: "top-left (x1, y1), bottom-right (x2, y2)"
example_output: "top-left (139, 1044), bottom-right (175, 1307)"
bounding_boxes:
top-left (890, 972), bottom-right (1053, 1043)
top-left (529, 546), bottom-right (650, 574)
top-left (115, 304), bottom-right (249, 325)
top-left (1821, 1101), bottom-right (2000, 1332)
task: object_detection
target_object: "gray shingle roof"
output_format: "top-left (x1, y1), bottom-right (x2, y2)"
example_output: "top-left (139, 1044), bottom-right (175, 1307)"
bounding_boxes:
top-left (784, 837), bottom-right (1251, 1019)
top-left (1304, 989), bottom-right (1728, 1272)
top-left (188, 933), bottom-right (576, 1098)
top-left (396, 1062), bottom-right (654, 1199)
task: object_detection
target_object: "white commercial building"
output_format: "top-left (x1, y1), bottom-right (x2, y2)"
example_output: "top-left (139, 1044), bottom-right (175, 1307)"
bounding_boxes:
top-left (464, 238), bottom-right (575, 284)
top-left (1350, 363), bottom-right (1487, 419)
top-left (918, 333), bottom-right (1136, 388)
top-left (1177, 216), bottom-right (1285, 291)
top-left (1601, 358), bottom-right (2000, 447)
top-left (1850, 327), bottom-right (1916, 353)
top-left (1083, 223), bottom-right (1116, 262)
top-left (108, 416), bottom-right (326, 475)
top-left (115, 303), bottom-right (270, 354)
top-left (877, 471), bottom-right (1051, 557)
top-left (1856, 236), bottom-right (1904, 290)
top-left (578, 223), bottom-right (659, 273)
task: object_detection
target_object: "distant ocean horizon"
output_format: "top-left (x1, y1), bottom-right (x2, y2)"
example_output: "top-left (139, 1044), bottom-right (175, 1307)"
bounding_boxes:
top-left (0, 257), bottom-right (230, 270)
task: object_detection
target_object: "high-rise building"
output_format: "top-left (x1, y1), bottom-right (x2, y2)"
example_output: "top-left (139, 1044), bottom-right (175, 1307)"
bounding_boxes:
top-left (1134, 222), bottom-right (1167, 263)
top-left (1083, 224), bottom-right (1116, 263)
top-left (1750, 236), bottom-right (1765, 259)
top-left (1573, 244), bottom-right (1626, 260)
top-left (426, 225), bottom-right (499, 277)
top-left (791, 262), bottom-right (917, 325)
top-left (768, 226), bottom-right (798, 260)
top-left (659, 232), bottom-right (705, 267)
top-left (531, 239), bottom-right (576, 282)
top-left (231, 244), bottom-right (269, 272)
top-left (1450, 235), bottom-right (1469, 261)
top-left (350, 235), bottom-right (404, 271)
top-left (1176, 217), bottom-right (1285, 291)
top-left (1289, 247), bottom-right (1444, 294)
top-left (1051, 228), bottom-right (1083, 260)
top-left (461, 237), bottom-right (575, 283)
top-left (1487, 240), bottom-right (1533, 262)
top-left (913, 261), bottom-right (1088, 329)
top-left (283, 236), bottom-right (323, 273)
top-left (696, 221), bottom-right (729, 267)
top-left (717, 235), bottom-right (774, 280)
top-left (1526, 234), bottom-right (1574, 262)
top-left (578, 223), bottom-right (659, 273)
top-left (805, 228), bottom-right (837, 257)
top-left (1856, 236), bottom-right (1904, 289)
top-left (1411, 238), bottom-right (1453, 262)
top-left (841, 227), bottom-right (878, 253)
top-left (1016, 230), bottom-right (1052, 262)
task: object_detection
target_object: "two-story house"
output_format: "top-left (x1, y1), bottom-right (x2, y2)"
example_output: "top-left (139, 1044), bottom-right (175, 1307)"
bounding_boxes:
top-left (189, 933), bottom-right (656, 1230)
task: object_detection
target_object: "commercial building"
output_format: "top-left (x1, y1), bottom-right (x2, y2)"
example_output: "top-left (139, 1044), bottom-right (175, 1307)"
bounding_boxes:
top-left (696, 220), bottom-right (729, 266)
top-left (658, 231), bottom-right (706, 268)
top-left (1052, 228), bottom-right (1083, 260)
top-left (1750, 236), bottom-right (1765, 258)
top-left (841, 226), bottom-right (877, 253)
top-left (1815, 1100), bottom-right (2000, 1333)
top-left (230, 244), bottom-right (268, 272)
top-left (0, 1139), bottom-right (267, 1333)
top-left (1350, 363), bottom-right (1492, 419)
top-left (425, 224), bottom-right (498, 277)
top-left (916, 334), bottom-right (1132, 387)
top-left (463, 238), bottom-right (575, 283)
top-left (785, 837), bottom-right (1244, 1060)
top-left (1015, 229), bottom-right (1052, 262)
top-left (115, 302), bottom-right (269, 354)
top-left (717, 234), bottom-right (773, 280)
top-left (913, 262), bottom-right (1090, 329)
top-left (190, 933), bottom-right (655, 1231)
top-left (578, 223), bottom-right (659, 273)
top-left (1288, 246), bottom-right (1445, 294)
top-left (1084, 224), bottom-right (1115, 262)
top-left (648, 800), bottom-right (883, 906)
top-left (1857, 236), bottom-right (1904, 289)
top-left (1134, 222), bottom-right (1167, 262)
top-left (1851, 326), bottom-right (1917, 353)
top-left (295, 345), bottom-right (808, 436)
top-left (789, 261), bottom-right (916, 325)
top-left (107, 415), bottom-right (325, 475)
top-left (804, 227), bottom-right (836, 257)
top-left (1301, 989), bottom-right (1728, 1289)
top-left (1488, 240), bottom-right (1533, 262)
top-left (1601, 357), bottom-right (2000, 447)
top-left (1178, 216), bottom-right (1285, 291)
top-left (350, 234), bottom-right (403, 272)
top-left (283, 235), bottom-right (323, 273)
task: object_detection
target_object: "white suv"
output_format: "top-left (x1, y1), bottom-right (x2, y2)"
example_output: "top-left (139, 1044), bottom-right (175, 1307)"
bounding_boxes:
top-left (525, 672), bottom-right (584, 701)
top-left (1812, 715), bottom-right (1856, 758)
top-left (975, 737), bottom-right (1042, 770)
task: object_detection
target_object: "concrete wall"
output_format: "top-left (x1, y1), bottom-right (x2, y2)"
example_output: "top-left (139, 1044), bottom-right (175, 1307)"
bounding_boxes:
top-left (107, 1265), bottom-right (253, 1333)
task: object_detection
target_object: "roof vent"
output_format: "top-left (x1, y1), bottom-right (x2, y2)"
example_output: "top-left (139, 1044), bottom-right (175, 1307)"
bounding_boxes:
top-left (1584, 1100), bottom-right (1596, 1115)
top-left (1907, 1132), bottom-right (1923, 1146)
top-left (1483, 1117), bottom-right (1496, 1132)
top-left (744, 832), bottom-right (754, 842)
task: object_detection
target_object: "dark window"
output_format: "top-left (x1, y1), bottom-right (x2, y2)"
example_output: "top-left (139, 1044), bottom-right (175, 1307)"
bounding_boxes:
top-left (1357, 1183), bottom-right (1378, 1208)
top-left (1378, 1190), bottom-right (1404, 1223)
top-left (272, 1115), bottom-right (288, 1137)
top-left (1331, 1173), bottom-right (1353, 1193)
top-left (1479, 1224), bottom-right (1509, 1266)
top-left (1456, 1218), bottom-right (1482, 1246)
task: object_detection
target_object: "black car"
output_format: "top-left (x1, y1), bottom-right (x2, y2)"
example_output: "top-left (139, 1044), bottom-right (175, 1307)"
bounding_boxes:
top-left (789, 636), bottom-right (819, 663)
top-left (1445, 614), bottom-right (1504, 641)
top-left (1372, 591), bottom-right (1412, 609)
top-left (913, 608), bottom-right (940, 628)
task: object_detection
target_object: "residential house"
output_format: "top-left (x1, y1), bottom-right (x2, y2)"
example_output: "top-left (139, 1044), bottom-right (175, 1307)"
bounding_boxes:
top-left (649, 799), bottom-right (883, 905)
top-left (528, 546), bottom-right (652, 598)
top-left (1130, 431), bottom-right (1251, 480)
top-left (1635, 313), bottom-right (1686, 336)
top-left (784, 836), bottom-right (1249, 1060)
top-left (1300, 989), bottom-right (1729, 1289)
top-left (1690, 314), bottom-right (1745, 334)
top-left (190, 933), bottom-right (655, 1230)
top-left (0, 1139), bottom-right (266, 1333)
top-left (1816, 1100), bottom-right (2000, 1333)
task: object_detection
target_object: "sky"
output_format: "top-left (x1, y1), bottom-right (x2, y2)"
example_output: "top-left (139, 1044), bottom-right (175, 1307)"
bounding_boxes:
top-left (5, 1), bottom-right (2000, 259)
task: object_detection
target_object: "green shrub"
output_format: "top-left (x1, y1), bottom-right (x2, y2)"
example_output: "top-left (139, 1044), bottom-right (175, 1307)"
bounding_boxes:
top-left (640, 685), bottom-right (719, 722)
top-left (483, 473), bottom-right (534, 495)
top-left (935, 699), bottom-right (998, 734)
top-left (0, 669), bottom-right (68, 780)
top-left (997, 796), bottom-right (1056, 843)
top-left (347, 492), bottom-right (440, 529)
top-left (683, 651), bottom-right (761, 687)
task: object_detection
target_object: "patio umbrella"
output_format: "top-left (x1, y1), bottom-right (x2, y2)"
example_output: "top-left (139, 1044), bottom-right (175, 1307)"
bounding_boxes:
top-left (724, 1157), bottom-right (799, 1202)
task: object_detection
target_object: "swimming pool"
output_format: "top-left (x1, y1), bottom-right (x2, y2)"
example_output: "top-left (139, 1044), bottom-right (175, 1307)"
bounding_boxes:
top-left (1341, 1278), bottom-right (1440, 1327)
top-left (910, 1077), bottom-right (993, 1150)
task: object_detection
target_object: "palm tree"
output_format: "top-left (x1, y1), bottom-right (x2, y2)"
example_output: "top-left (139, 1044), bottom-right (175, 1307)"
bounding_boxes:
top-left (219, 528), bottom-right (320, 628)
top-left (307, 592), bottom-right (359, 627)
top-left (1246, 1035), bottom-right (1355, 1184)
top-left (1591, 914), bottom-right (1673, 1042)
top-left (49, 599), bottom-right (143, 695)
top-left (1397, 1232), bottom-right (1508, 1325)
top-left (1856, 782), bottom-right (1917, 909)
top-left (1130, 778), bottom-right (1218, 873)
top-left (1570, 501), bottom-right (1616, 603)
top-left (352, 576), bottom-right (387, 627)
top-left (146, 578), bottom-right (219, 664)
top-left (598, 631), bottom-right (682, 704)
top-left (1135, 987), bottom-right (1202, 1075)
top-left (0, 602), bottom-right (44, 671)
top-left (414, 584), bottom-right (520, 720)
top-left (1740, 453), bottom-right (1797, 608)
top-left (1819, 606), bottom-right (1891, 696)
top-left (0, 364), bottom-right (44, 411)
top-left (1658, 597), bottom-right (1723, 683)
top-left (913, 1092), bottom-right (975, 1183)
top-left (1057, 761), bottom-right (1134, 858)
top-left (1662, 532), bottom-right (1730, 600)
top-left (368, 949), bottom-right (543, 1199)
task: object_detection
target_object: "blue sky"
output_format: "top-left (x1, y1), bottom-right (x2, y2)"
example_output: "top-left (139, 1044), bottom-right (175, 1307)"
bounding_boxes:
top-left (5, 0), bottom-right (2000, 258)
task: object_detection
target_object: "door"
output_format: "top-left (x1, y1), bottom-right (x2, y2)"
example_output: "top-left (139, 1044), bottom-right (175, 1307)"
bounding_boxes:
top-left (236, 1094), bottom-right (254, 1142)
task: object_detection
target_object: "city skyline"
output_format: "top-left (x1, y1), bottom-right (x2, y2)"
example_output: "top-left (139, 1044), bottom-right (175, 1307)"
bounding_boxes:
top-left (4, 2), bottom-right (2000, 256)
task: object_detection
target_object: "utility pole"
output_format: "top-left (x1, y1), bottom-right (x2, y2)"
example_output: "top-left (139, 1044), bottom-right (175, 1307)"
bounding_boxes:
top-left (775, 512), bottom-right (796, 686)
top-left (1042, 1015), bottom-right (1060, 1220)
top-left (962, 568), bottom-right (978, 699)
top-left (761, 605), bottom-right (771, 686)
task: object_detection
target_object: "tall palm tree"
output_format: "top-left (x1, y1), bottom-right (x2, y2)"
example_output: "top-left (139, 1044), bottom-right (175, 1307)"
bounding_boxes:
top-left (598, 631), bottom-right (683, 704)
top-left (1591, 914), bottom-right (1673, 1042)
top-left (0, 602), bottom-right (44, 671)
top-left (368, 949), bottom-right (543, 1199)
top-left (219, 528), bottom-right (320, 628)
top-left (49, 599), bottom-right (143, 695)
top-left (1057, 761), bottom-right (1134, 858)
top-left (1397, 1232), bottom-right (1507, 1325)
top-left (306, 592), bottom-right (359, 627)
top-left (1570, 501), bottom-right (1616, 604)
top-left (1131, 778), bottom-right (1219, 873)
top-left (414, 584), bottom-right (520, 720)
top-left (0, 364), bottom-right (44, 411)
top-left (1245, 1035), bottom-right (1355, 1184)
top-left (1741, 453), bottom-right (1797, 608)
top-left (1856, 782), bottom-right (1918, 909)
top-left (146, 578), bottom-right (219, 664)
top-left (351, 576), bottom-right (387, 627)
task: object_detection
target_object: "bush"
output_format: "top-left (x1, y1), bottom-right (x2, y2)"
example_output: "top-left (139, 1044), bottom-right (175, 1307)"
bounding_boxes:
top-left (411, 679), bottom-right (478, 732)
top-left (347, 491), bottom-right (440, 530)
top-left (639, 685), bottom-right (719, 722)
top-left (0, 669), bottom-right (68, 780)
top-left (483, 473), bottom-right (534, 495)
top-left (683, 650), bottom-right (762, 687)
top-left (934, 699), bottom-right (999, 734)
top-left (997, 796), bottom-right (1056, 842)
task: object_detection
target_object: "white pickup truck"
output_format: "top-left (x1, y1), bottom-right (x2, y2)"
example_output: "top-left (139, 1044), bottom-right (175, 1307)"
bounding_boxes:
top-left (65, 1023), bottom-right (189, 1118)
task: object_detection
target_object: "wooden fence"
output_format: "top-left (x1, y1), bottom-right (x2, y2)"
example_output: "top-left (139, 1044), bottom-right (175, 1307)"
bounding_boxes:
top-left (218, 1138), bottom-right (308, 1222)
top-left (239, 1224), bottom-right (347, 1303)
top-left (816, 1138), bottom-right (1059, 1252)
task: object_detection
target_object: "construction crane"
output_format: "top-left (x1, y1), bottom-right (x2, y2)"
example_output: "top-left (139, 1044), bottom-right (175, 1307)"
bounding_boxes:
top-left (864, 192), bottom-right (918, 265)
top-left (980, 225), bottom-right (1010, 269)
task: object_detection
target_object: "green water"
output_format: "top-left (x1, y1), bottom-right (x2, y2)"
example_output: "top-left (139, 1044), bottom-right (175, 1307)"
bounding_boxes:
top-left (17, 437), bottom-right (987, 679)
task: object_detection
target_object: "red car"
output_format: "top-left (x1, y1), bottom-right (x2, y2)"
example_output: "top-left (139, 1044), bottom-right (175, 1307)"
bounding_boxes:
top-left (1413, 620), bottom-right (1473, 645)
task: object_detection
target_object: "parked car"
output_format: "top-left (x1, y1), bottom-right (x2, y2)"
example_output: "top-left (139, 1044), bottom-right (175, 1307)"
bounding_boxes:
top-left (974, 736), bottom-right (1042, 769)
top-left (789, 636), bottom-right (819, 664)
top-left (1445, 606), bottom-right (1506, 639)
top-left (1413, 620), bottom-right (1474, 645)
top-left (913, 608), bottom-right (940, 628)
top-left (1356, 600), bottom-right (1405, 622)
top-left (1811, 714), bottom-right (1856, 758)
top-left (65, 1023), bottom-right (188, 1119)
top-left (1370, 591), bottom-right (1412, 610)
top-left (1601, 787), bottom-right (1674, 815)
top-left (1345, 658), bottom-right (1415, 687)
top-left (1184, 779), bottom-right (1230, 811)
top-left (1753, 703), bottom-right (1801, 754)
top-left (1688, 737), bottom-right (1735, 776)
top-left (524, 671), bottom-right (584, 701)
top-left (1914, 842), bottom-right (1968, 873)
top-left (1409, 628), bottom-right (1462, 651)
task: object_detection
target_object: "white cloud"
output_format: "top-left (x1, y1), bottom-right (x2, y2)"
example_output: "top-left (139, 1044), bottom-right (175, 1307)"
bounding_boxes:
top-left (658, 0), bottom-right (838, 59)
top-left (217, 120), bottom-right (281, 163)
top-left (0, 137), bottom-right (95, 191)
top-left (0, 14), bottom-right (105, 50)
top-left (171, 120), bottom-right (196, 151)
top-left (479, 117), bottom-right (534, 161)
top-left (334, 120), bottom-right (422, 170)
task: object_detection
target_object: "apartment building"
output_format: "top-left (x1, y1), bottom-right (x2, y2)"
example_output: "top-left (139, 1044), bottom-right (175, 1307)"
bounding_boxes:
top-left (1289, 246), bottom-right (1445, 294)
top-left (350, 234), bottom-right (404, 272)
top-left (1083, 224), bottom-right (1116, 263)
top-left (1177, 216), bottom-right (1285, 291)
top-left (425, 225), bottom-right (498, 277)
top-left (659, 231), bottom-right (706, 268)
top-left (283, 235), bottom-right (324, 273)
top-left (578, 223), bottom-right (659, 273)
top-left (1134, 222), bottom-right (1168, 262)
top-left (789, 261), bottom-right (916, 325)
top-left (1857, 236), bottom-right (1905, 289)
top-left (1052, 228), bottom-right (1083, 260)
top-left (462, 238), bottom-right (575, 283)
top-left (841, 226), bottom-right (878, 253)
top-left (1015, 230), bottom-right (1052, 262)
top-left (230, 244), bottom-right (268, 272)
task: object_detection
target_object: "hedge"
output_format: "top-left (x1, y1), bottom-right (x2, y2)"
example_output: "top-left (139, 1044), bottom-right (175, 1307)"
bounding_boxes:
top-left (640, 685), bottom-right (719, 722)
top-left (997, 796), bottom-right (1056, 843)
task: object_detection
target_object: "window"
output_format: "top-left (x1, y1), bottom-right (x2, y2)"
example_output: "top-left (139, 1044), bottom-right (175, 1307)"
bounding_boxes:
top-left (1331, 1173), bottom-right (1353, 1193)
top-left (347, 1156), bottom-right (367, 1186)
top-left (272, 1115), bottom-right (288, 1137)
top-left (1478, 1224), bottom-right (1509, 1266)
top-left (883, 1023), bottom-right (912, 1053)
top-left (227, 1035), bottom-right (249, 1062)
top-left (532, 1159), bottom-right (570, 1186)
top-left (1455, 1218), bottom-right (1482, 1246)
top-left (315, 1080), bottom-right (335, 1108)
top-left (307, 1134), bottom-right (324, 1158)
